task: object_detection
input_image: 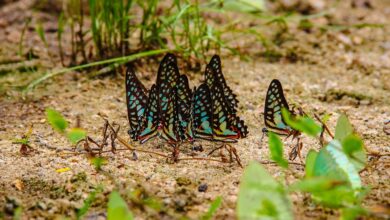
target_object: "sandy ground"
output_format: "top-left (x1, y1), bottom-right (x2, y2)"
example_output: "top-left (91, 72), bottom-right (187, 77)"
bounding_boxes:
top-left (1, 0), bottom-right (390, 219)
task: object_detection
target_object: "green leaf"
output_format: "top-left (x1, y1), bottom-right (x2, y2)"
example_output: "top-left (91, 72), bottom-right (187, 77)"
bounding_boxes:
top-left (201, 196), bottom-right (222, 220)
top-left (289, 177), bottom-right (347, 193)
top-left (340, 206), bottom-right (367, 220)
top-left (91, 157), bottom-right (106, 171)
top-left (311, 186), bottom-right (358, 208)
top-left (12, 138), bottom-right (30, 145)
top-left (305, 149), bottom-right (318, 178)
top-left (13, 207), bottom-right (22, 220)
top-left (67, 128), bottom-right (86, 144)
top-left (342, 134), bottom-right (367, 171)
top-left (313, 140), bottom-right (361, 190)
top-left (46, 108), bottom-right (68, 133)
top-left (107, 191), bottom-right (134, 220)
top-left (281, 108), bottom-right (322, 137)
top-left (222, 0), bottom-right (266, 13)
top-left (77, 185), bottom-right (103, 219)
top-left (237, 162), bottom-right (293, 220)
top-left (335, 114), bottom-right (354, 141)
top-left (321, 113), bottom-right (331, 123)
top-left (35, 22), bottom-right (47, 44)
top-left (268, 132), bottom-right (288, 168)
top-left (342, 134), bottom-right (363, 155)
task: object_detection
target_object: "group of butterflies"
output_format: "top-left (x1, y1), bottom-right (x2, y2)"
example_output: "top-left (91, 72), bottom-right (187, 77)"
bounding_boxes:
top-left (126, 53), bottom-right (300, 158)
top-left (125, 53), bottom-right (248, 149)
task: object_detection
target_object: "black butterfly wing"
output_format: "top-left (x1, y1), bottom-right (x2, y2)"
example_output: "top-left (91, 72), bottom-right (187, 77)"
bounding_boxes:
top-left (125, 67), bottom-right (148, 140)
top-left (156, 58), bottom-right (180, 115)
top-left (138, 84), bottom-right (160, 144)
top-left (156, 53), bottom-right (179, 93)
top-left (210, 80), bottom-right (239, 142)
top-left (177, 75), bottom-right (192, 139)
top-left (160, 87), bottom-right (181, 144)
top-left (264, 79), bottom-right (292, 135)
top-left (191, 83), bottom-right (214, 140)
top-left (206, 55), bottom-right (239, 111)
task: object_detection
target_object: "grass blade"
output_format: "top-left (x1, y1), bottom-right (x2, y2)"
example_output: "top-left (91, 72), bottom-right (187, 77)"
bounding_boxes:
top-left (23, 49), bottom-right (170, 93)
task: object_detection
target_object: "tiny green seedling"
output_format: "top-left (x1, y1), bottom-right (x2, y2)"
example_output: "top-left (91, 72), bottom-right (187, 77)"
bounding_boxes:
top-left (242, 113), bottom-right (371, 220)
top-left (12, 124), bottom-right (34, 156)
top-left (46, 108), bottom-right (86, 144)
top-left (200, 196), bottom-right (222, 220)
top-left (76, 185), bottom-right (104, 219)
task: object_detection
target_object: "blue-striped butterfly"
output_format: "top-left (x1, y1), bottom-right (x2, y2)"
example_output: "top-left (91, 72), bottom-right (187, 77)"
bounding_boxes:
top-left (205, 55), bottom-right (239, 112)
top-left (176, 75), bottom-right (193, 140)
top-left (263, 79), bottom-right (302, 160)
top-left (125, 66), bottom-right (148, 140)
top-left (205, 61), bottom-right (248, 142)
top-left (138, 84), bottom-right (160, 144)
top-left (210, 77), bottom-right (248, 142)
top-left (159, 87), bottom-right (181, 144)
top-left (189, 83), bottom-right (214, 141)
top-left (263, 79), bottom-right (299, 137)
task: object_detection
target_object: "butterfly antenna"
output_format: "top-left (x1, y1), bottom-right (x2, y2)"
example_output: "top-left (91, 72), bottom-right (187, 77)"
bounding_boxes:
top-left (259, 127), bottom-right (267, 149)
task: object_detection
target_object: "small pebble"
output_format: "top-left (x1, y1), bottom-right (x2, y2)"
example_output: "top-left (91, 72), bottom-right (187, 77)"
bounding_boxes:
top-left (198, 183), bottom-right (208, 192)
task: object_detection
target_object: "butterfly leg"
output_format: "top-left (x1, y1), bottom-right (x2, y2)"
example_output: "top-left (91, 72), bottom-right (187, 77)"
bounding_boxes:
top-left (296, 138), bottom-right (304, 164)
top-left (172, 144), bottom-right (180, 162)
top-left (288, 136), bottom-right (304, 163)
top-left (226, 144), bottom-right (243, 168)
top-left (207, 144), bottom-right (225, 157)
top-left (225, 144), bottom-right (234, 162)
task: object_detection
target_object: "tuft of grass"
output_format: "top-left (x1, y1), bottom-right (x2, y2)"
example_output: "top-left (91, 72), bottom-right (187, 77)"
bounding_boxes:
top-left (89, 0), bottom-right (133, 59)
top-left (24, 49), bottom-right (169, 93)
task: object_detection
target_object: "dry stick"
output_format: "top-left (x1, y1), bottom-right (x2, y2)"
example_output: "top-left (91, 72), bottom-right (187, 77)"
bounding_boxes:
top-left (229, 145), bottom-right (244, 168)
top-left (116, 136), bottom-right (235, 164)
top-left (259, 160), bottom-right (305, 167)
top-left (314, 113), bottom-right (334, 139)
top-left (101, 118), bottom-right (243, 166)
top-left (59, 148), bottom-right (132, 156)
top-left (178, 157), bottom-right (230, 163)
top-left (116, 136), bottom-right (170, 158)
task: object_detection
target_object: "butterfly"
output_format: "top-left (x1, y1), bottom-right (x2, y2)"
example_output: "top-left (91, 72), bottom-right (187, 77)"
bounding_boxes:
top-left (139, 53), bottom-right (187, 145)
top-left (263, 79), bottom-right (298, 137)
top-left (263, 79), bottom-right (302, 160)
top-left (189, 83), bottom-right (214, 141)
top-left (159, 87), bottom-right (181, 144)
top-left (210, 78), bottom-right (248, 142)
top-left (138, 84), bottom-right (160, 144)
top-left (125, 66), bottom-right (148, 140)
top-left (156, 53), bottom-right (180, 103)
top-left (176, 74), bottom-right (193, 140)
top-left (203, 58), bottom-right (248, 142)
top-left (205, 55), bottom-right (239, 112)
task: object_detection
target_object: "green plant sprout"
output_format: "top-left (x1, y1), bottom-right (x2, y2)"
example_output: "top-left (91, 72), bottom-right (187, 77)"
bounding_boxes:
top-left (77, 185), bottom-right (104, 219)
top-left (237, 162), bottom-right (293, 220)
top-left (45, 108), bottom-right (86, 145)
top-left (241, 113), bottom-right (373, 219)
top-left (200, 196), bottom-right (222, 220)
